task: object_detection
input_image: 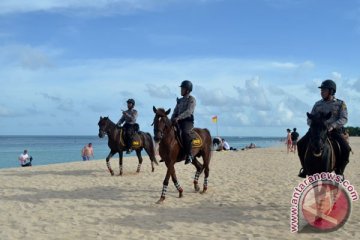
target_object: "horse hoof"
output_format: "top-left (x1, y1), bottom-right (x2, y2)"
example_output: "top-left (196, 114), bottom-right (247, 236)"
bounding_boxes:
top-left (119, 172), bottom-right (123, 176)
top-left (110, 171), bottom-right (114, 176)
top-left (152, 168), bottom-right (155, 172)
top-left (136, 170), bottom-right (140, 173)
top-left (201, 188), bottom-right (207, 194)
top-left (194, 185), bottom-right (200, 192)
top-left (156, 197), bottom-right (165, 204)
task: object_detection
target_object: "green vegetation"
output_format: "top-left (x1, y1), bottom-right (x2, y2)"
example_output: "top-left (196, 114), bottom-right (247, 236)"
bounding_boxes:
top-left (345, 126), bottom-right (360, 136)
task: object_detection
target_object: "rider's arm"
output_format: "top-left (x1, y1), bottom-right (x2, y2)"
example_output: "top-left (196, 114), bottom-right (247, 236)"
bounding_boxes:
top-left (330, 101), bottom-right (348, 129)
top-left (117, 114), bottom-right (125, 125)
top-left (128, 110), bottom-right (138, 123)
top-left (171, 99), bottom-right (180, 121)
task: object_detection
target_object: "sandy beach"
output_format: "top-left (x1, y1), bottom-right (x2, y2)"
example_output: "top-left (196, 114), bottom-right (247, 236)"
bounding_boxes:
top-left (0, 138), bottom-right (359, 240)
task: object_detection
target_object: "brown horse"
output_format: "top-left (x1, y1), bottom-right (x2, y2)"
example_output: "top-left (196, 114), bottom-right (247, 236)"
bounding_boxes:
top-left (152, 107), bottom-right (212, 203)
top-left (98, 116), bottom-right (158, 176)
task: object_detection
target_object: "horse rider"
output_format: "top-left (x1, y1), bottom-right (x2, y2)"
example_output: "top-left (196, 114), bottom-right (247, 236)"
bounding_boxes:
top-left (117, 98), bottom-right (138, 154)
top-left (171, 80), bottom-right (196, 165)
top-left (297, 79), bottom-right (350, 178)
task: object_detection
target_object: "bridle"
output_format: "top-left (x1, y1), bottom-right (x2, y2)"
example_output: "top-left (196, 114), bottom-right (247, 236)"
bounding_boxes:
top-left (98, 118), bottom-right (110, 137)
top-left (152, 114), bottom-right (171, 142)
top-left (309, 124), bottom-right (328, 157)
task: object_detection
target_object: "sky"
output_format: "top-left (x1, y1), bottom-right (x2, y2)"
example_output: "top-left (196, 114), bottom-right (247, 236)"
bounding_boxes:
top-left (1, 0), bottom-right (360, 137)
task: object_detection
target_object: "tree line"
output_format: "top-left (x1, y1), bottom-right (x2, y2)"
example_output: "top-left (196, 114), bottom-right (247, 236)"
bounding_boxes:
top-left (345, 126), bottom-right (360, 136)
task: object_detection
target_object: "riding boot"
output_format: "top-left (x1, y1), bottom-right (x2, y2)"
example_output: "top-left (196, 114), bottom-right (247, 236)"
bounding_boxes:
top-left (184, 138), bottom-right (193, 165)
top-left (125, 138), bottom-right (132, 154)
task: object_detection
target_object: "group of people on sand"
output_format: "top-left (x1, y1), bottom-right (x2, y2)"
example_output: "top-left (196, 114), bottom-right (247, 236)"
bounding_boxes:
top-left (212, 137), bottom-right (238, 151)
top-left (18, 143), bottom-right (95, 167)
top-left (285, 128), bottom-right (299, 154)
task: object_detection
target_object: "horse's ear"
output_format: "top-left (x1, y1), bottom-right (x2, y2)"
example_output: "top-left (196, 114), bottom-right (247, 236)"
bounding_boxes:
top-left (153, 106), bottom-right (157, 114)
top-left (307, 112), bottom-right (313, 119)
top-left (165, 108), bottom-right (171, 115)
top-left (325, 112), bottom-right (332, 120)
top-left (100, 116), bottom-right (102, 120)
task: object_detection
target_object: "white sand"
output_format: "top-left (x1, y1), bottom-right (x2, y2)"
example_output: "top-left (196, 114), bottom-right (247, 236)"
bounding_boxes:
top-left (0, 138), bottom-right (359, 240)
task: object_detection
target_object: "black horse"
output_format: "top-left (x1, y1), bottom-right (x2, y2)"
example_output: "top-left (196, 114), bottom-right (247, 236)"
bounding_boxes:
top-left (303, 112), bottom-right (339, 176)
top-left (98, 116), bottom-right (158, 176)
top-left (300, 112), bottom-right (345, 230)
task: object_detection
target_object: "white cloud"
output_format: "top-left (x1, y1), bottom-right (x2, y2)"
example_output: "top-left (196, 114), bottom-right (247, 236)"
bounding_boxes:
top-left (0, 0), bottom-right (216, 15)
top-left (0, 45), bottom-right (61, 70)
top-left (145, 84), bottom-right (175, 99)
top-left (1, 54), bottom-right (359, 135)
top-left (234, 77), bottom-right (271, 111)
top-left (331, 71), bottom-right (342, 81)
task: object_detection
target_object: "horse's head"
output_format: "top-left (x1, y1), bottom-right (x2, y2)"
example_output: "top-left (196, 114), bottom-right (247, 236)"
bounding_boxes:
top-left (307, 111), bottom-right (332, 156)
top-left (152, 106), bottom-right (171, 142)
top-left (98, 116), bottom-right (110, 138)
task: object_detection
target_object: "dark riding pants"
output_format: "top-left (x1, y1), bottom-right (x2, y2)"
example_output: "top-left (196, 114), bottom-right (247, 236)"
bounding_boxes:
top-left (179, 120), bottom-right (194, 156)
top-left (124, 123), bottom-right (135, 150)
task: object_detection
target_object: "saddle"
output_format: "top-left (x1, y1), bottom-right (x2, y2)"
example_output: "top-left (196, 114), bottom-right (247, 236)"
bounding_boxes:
top-left (118, 128), bottom-right (142, 149)
top-left (174, 126), bottom-right (203, 149)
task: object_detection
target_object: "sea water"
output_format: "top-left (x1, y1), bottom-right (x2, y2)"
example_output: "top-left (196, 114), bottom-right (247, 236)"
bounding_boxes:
top-left (0, 135), bottom-right (283, 169)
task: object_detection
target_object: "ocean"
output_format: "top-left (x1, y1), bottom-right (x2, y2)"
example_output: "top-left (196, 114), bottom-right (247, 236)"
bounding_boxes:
top-left (0, 135), bottom-right (283, 169)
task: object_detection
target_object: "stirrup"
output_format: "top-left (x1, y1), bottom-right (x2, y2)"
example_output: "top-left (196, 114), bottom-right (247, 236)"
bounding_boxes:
top-left (185, 155), bottom-right (193, 165)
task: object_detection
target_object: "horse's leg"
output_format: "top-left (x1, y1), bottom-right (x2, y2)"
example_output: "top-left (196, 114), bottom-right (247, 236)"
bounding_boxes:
top-left (157, 161), bottom-right (172, 204)
top-left (201, 155), bottom-right (210, 194)
top-left (106, 151), bottom-right (116, 176)
top-left (135, 149), bottom-right (143, 173)
top-left (192, 157), bottom-right (204, 192)
top-left (118, 151), bottom-right (123, 176)
top-left (170, 165), bottom-right (183, 198)
top-left (143, 143), bottom-right (158, 172)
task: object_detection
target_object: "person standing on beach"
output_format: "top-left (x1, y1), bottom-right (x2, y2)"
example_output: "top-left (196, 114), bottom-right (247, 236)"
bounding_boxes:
top-left (291, 128), bottom-right (299, 153)
top-left (18, 149), bottom-right (32, 167)
top-left (297, 79), bottom-right (351, 178)
top-left (81, 143), bottom-right (94, 161)
top-left (117, 99), bottom-right (138, 154)
top-left (286, 129), bottom-right (292, 154)
top-left (171, 80), bottom-right (196, 165)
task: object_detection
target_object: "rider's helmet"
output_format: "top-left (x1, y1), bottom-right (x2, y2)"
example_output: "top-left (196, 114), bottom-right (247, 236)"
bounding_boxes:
top-left (127, 98), bottom-right (135, 106)
top-left (179, 80), bottom-right (193, 92)
top-left (318, 79), bottom-right (336, 95)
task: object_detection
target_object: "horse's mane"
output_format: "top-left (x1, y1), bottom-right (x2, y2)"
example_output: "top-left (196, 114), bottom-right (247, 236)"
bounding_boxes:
top-left (156, 108), bottom-right (169, 117)
top-left (308, 112), bottom-right (331, 129)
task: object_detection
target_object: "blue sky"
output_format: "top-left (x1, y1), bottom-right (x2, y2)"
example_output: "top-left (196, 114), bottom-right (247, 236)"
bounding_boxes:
top-left (1, 0), bottom-right (360, 136)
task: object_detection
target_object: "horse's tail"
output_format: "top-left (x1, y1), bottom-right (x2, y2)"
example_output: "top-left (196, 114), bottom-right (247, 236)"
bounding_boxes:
top-left (203, 128), bottom-right (213, 159)
top-left (146, 132), bottom-right (158, 165)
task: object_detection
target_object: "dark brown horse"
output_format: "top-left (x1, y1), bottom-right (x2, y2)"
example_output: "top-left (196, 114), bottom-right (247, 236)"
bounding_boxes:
top-left (98, 116), bottom-right (158, 176)
top-left (152, 107), bottom-right (212, 203)
top-left (304, 112), bottom-right (339, 176)
top-left (302, 112), bottom-right (343, 228)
